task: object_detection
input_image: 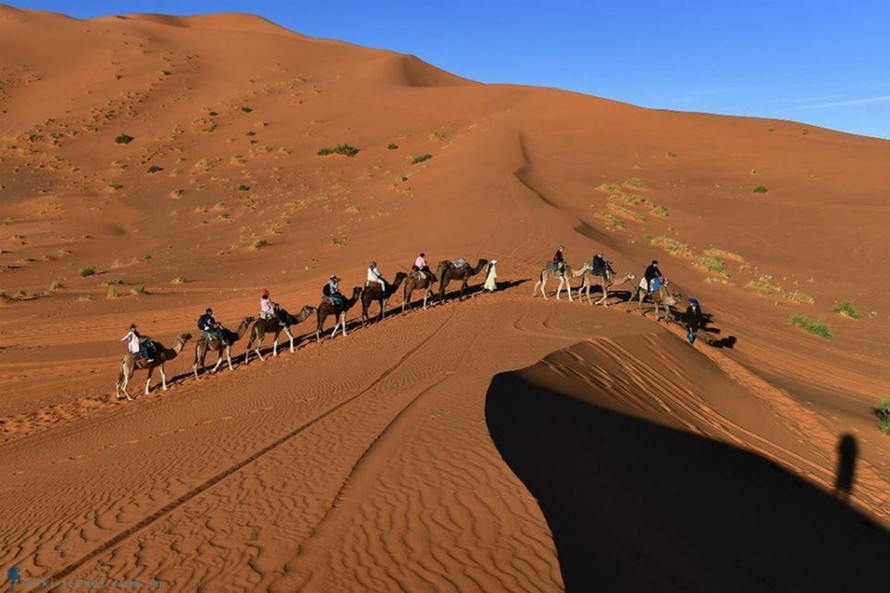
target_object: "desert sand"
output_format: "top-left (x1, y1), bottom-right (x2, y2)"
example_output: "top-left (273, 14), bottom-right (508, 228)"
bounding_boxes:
top-left (1, 6), bottom-right (889, 591)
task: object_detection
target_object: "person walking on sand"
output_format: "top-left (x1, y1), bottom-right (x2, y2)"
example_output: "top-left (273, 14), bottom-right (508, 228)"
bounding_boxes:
top-left (685, 297), bottom-right (703, 344)
top-left (483, 259), bottom-right (498, 292)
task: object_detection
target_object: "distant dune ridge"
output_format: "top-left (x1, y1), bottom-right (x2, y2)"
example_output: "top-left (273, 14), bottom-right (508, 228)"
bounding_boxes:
top-left (1, 6), bottom-right (889, 591)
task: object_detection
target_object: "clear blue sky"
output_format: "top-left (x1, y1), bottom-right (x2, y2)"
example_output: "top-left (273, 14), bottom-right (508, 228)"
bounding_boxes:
top-left (10, 1), bottom-right (890, 139)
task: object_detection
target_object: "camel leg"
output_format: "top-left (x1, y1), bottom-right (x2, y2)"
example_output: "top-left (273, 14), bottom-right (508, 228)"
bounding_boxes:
top-left (211, 351), bottom-right (224, 373)
top-left (539, 278), bottom-right (549, 300)
top-left (340, 313), bottom-right (348, 337)
top-left (226, 347), bottom-right (235, 371)
top-left (144, 367), bottom-right (153, 395)
top-left (380, 297), bottom-right (387, 321)
top-left (159, 364), bottom-right (168, 391)
top-left (254, 341), bottom-right (265, 362)
top-left (284, 326), bottom-right (295, 353)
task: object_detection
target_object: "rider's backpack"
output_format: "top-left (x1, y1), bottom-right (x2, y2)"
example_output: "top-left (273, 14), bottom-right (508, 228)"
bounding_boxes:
top-left (322, 283), bottom-right (332, 297)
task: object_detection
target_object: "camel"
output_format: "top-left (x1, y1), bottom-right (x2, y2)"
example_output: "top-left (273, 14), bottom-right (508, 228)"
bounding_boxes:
top-left (316, 286), bottom-right (363, 342)
top-left (361, 272), bottom-right (408, 325)
top-left (245, 305), bottom-right (316, 363)
top-left (402, 270), bottom-right (438, 312)
top-left (436, 258), bottom-right (489, 303)
top-left (115, 333), bottom-right (192, 401)
top-left (532, 262), bottom-right (591, 301)
top-left (577, 270), bottom-right (637, 306)
top-left (626, 279), bottom-right (682, 321)
top-left (193, 316), bottom-right (255, 378)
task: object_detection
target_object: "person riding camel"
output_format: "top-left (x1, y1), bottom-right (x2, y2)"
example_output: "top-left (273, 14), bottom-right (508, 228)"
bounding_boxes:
top-left (553, 246), bottom-right (566, 279)
top-left (592, 252), bottom-right (613, 279)
top-left (260, 289), bottom-right (286, 326)
top-left (324, 275), bottom-right (345, 306)
top-left (644, 259), bottom-right (664, 292)
top-left (413, 252), bottom-right (431, 279)
top-left (197, 307), bottom-right (228, 345)
top-left (121, 324), bottom-right (155, 362)
top-left (366, 261), bottom-right (387, 292)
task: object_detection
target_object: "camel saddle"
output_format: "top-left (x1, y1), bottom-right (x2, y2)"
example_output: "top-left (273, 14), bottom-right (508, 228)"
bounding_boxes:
top-left (450, 258), bottom-right (469, 270)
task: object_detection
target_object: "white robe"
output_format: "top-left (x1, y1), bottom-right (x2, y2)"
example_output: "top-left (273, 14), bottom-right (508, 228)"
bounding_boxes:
top-left (483, 262), bottom-right (497, 291)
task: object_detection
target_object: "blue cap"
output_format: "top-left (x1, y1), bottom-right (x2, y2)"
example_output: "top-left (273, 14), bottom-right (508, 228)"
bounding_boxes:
top-left (688, 297), bottom-right (699, 305)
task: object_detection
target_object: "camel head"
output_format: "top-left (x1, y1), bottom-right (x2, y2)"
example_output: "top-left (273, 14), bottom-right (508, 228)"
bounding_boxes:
top-left (298, 305), bottom-right (317, 319)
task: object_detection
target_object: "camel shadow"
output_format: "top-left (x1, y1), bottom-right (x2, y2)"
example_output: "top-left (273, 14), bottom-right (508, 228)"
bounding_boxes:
top-left (439, 278), bottom-right (529, 303)
top-left (485, 371), bottom-right (890, 592)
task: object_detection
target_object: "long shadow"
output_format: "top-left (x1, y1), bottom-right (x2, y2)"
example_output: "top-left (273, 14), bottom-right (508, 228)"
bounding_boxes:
top-left (439, 278), bottom-right (529, 303)
top-left (486, 371), bottom-right (890, 592)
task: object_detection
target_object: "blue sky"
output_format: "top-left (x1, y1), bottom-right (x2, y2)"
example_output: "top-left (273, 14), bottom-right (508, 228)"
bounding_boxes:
top-left (10, 1), bottom-right (890, 139)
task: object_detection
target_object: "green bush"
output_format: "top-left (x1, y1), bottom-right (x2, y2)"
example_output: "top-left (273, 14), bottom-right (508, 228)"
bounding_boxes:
top-left (832, 300), bottom-right (860, 319)
top-left (147, 165), bottom-right (163, 174)
top-left (753, 185), bottom-right (768, 194)
top-left (790, 314), bottom-right (833, 340)
top-left (317, 144), bottom-right (360, 157)
top-left (411, 154), bottom-right (432, 164)
top-left (241, 106), bottom-right (253, 113)
top-left (387, 143), bottom-right (399, 150)
top-left (79, 266), bottom-right (95, 277)
top-left (114, 134), bottom-right (134, 144)
top-left (876, 399), bottom-right (890, 434)
top-left (237, 184), bottom-right (250, 191)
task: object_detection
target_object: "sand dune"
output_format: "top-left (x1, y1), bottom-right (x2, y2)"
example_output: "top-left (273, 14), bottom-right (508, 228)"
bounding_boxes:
top-left (1, 6), bottom-right (889, 591)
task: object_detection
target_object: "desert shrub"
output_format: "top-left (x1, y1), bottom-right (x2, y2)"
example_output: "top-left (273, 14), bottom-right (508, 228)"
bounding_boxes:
top-left (411, 154), bottom-right (432, 165)
top-left (745, 274), bottom-right (781, 296)
top-left (695, 255), bottom-right (726, 274)
top-left (330, 236), bottom-right (347, 246)
top-left (251, 239), bottom-right (268, 249)
top-left (832, 300), bottom-right (860, 319)
top-left (651, 205), bottom-right (669, 218)
top-left (79, 266), bottom-right (95, 277)
top-left (387, 143), bottom-right (399, 150)
top-left (876, 399), bottom-right (890, 434)
top-left (114, 134), bottom-right (134, 144)
top-left (790, 314), bottom-right (833, 340)
top-left (625, 177), bottom-right (645, 188)
top-left (246, 130), bottom-right (256, 136)
top-left (753, 185), bottom-right (768, 194)
top-left (147, 165), bottom-right (163, 174)
top-left (131, 285), bottom-right (146, 295)
top-left (241, 106), bottom-right (253, 113)
top-left (170, 276), bottom-right (186, 284)
top-left (237, 184), bottom-right (250, 191)
top-left (317, 144), bottom-right (360, 157)
top-left (648, 236), bottom-right (694, 258)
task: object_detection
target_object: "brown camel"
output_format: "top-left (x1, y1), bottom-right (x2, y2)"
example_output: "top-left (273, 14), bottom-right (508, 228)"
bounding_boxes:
top-left (626, 278), bottom-right (682, 321)
top-left (437, 258), bottom-right (489, 302)
top-left (245, 305), bottom-right (316, 363)
top-left (316, 286), bottom-right (363, 342)
top-left (577, 270), bottom-right (637, 307)
top-left (193, 316), bottom-right (255, 378)
top-left (402, 269), bottom-right (438, 312)
top-left (532, 262), bottom-right (591, 301)
top-left (116, 333), bottom-right (192, 401)
top-left (362, 272), bottom-right (408, 325)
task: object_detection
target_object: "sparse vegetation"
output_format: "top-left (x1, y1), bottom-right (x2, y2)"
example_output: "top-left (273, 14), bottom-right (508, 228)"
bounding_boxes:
top-left (832, 300), bottom-right (861, 319)
top-left (651, 205), bottom-right (669, 218)
top-left (666, 151), bottom-right (678, 158)
top-left (648, 236), bottom-right (694, 258)
top-left (876, 399), bottom-right (890, 434)
top-left (251, 239), bottom-right (268, 249)
top-left (147, 165), bottom-right (163, 174)
top-left (790, 314), bottom-right (833, 340)
top-left (745, 274), bottom-right (782, 296)
top-left (625, 177), bottom-right (645, 188)
top-left (411, 154), bottom-right (432, 165)
top-left (317, 144), bottom-right (360, 157)
top-left (114, 134), bottom-right (134, 144)
top-left (695, 255), bottom-right (727, 275)
top-left (246, 131), bottom-right (256, 136)
top-left (208, 111), bottom-right (218, 117)
top-left (131, 285), bottom-right (146, 295)
top-left (330, 236), bottom-right (347, 246)
top-left (106, 287), bottom-right (120, 298)
top-left (753, 185), bottom-right (769, 194)
top-left (387, 143), bottom-right (399, 150)
top-left (237, 184), bottom-right (250, 191)
top-left (79, 266), bottom-right (96, 278)
top-left (241, 106), bottom-right (253, 113)
top-left (171, 276), bottom-right (186, 284)
top-left (702, 247), bottom-right (745, 263)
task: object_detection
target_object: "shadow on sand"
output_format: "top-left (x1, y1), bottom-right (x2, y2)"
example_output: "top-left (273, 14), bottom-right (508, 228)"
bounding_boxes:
top-left (485, 371), bottom-right (890, 592)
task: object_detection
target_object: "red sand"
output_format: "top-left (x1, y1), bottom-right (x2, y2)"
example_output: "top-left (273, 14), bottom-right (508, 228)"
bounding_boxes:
top-left (1, 6), bottom-right (889, 591)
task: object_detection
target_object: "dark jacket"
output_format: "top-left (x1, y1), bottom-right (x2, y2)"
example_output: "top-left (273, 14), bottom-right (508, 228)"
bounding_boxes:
top-left (592, 255), bottom-right (606, 275)
top-left (644, 263), bottom-right (662, 282)
top-left (197, 313), bottom-right (216, 331)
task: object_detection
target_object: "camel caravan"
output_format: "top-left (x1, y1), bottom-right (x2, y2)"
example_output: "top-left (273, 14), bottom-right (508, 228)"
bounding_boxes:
top-left (114, 254), bottom-right (499, 400)
top-left (116, 249), bottom-right (689, 400)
